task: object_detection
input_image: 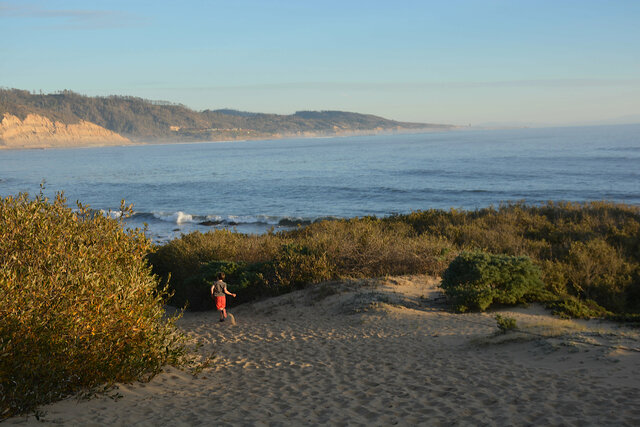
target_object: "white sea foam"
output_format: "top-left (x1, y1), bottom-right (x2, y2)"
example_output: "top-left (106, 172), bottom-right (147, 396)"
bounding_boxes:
top-left (97, 209), bottom-right (123, 219)
top-left (107, 211), bottom-right (123, 219)
top-left (154, 211), bottom-right (195, 224)
top-left (141, 211), bottom-right (320, 227)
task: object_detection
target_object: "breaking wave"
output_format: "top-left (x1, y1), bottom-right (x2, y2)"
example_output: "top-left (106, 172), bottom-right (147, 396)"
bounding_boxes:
top-left (128, 211), bottom-right (340, 228)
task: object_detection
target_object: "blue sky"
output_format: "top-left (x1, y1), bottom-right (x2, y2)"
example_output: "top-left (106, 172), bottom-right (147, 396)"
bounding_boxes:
top-left (1, 0), bottom-right (639, 126)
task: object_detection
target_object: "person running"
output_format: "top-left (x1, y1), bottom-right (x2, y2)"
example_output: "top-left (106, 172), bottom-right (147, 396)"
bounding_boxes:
top-left (211, 272), bottom-right (236, 322)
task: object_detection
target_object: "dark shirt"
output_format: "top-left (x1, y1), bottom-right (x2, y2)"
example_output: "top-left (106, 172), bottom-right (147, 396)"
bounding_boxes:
top-left (212, 280), bottom-right (227, 297)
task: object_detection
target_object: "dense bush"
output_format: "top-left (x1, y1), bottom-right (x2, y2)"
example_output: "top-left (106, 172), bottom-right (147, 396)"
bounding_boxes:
top-left (546, 296), bottom-right (610, 319)
top-left (149, 202), bottom-right (640, 318)
top-left (292, 218), bottom-right (454, 278)
top-left (0, 193), bottom-right (183, 418)
top-left (149, 218), bottom-right (455, 311)
top-left (148, 229), bottom-right (282, 290)
top-left (495, 314), bottom-right (518, 333)
top-left (152, 243), bottom-right (333, 310)
top-left (441, 251), bottom-right (545, 312)
top-left (392, 202), bottom-right (640, 316)
top-left (171, 260), bottom-right (272, 310)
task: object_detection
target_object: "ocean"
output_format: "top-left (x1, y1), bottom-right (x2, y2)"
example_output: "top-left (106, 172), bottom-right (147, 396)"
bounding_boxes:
top-left (1, 124), bottom-right (639, 242)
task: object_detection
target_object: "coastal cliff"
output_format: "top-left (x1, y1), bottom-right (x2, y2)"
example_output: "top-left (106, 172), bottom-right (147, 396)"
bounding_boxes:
top-left (0, 113), bottom-right (131, 149)
top-left (0, 88), bottom-right (454, 148)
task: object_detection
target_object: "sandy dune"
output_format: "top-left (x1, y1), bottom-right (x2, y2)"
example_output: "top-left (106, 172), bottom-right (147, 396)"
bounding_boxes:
top-left (7, 275), bottom-right (640, 426)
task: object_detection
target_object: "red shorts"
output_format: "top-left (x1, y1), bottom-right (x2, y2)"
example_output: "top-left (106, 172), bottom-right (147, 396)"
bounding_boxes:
top-left (215, 295), bottom-right (226, 311)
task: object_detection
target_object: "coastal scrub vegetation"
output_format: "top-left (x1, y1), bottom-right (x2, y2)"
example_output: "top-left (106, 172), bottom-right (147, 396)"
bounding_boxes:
top-left (495, 315), bottom-right (518, 333)
top-left (149, 201), bottom-right (640, 319)
top-left (0, 192), bottom-right (184, 419)
top-left (440, 251), bottom-right (545, 312)
top-left (3, 197), bottom-right (637, 416)
top-left (148, 218), bottom-right (455, 310)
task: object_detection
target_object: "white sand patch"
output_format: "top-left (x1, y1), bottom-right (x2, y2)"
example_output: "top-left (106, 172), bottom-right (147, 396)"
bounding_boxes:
top-left (7, 275), bottom-right (640, 426)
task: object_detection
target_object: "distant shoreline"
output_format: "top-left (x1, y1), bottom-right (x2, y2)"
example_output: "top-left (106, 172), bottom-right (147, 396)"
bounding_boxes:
top-left (5, 121), bottom-right (640, 152)
top-left (0, 126), bottom-right (458, 151)
top-left (1, 88), bottom-right (455, 151)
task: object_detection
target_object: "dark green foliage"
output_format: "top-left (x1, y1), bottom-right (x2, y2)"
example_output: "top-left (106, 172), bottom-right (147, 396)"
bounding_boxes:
top-left (546, 297), bottom-right (611, 319)
top-left (441, 251), bottom-right (545, 312)
top-left (211, 261), bottom-right (274, 302)
top-left (175, 261), bottom-right (235, 311)
top-left (153, 243), bottom-right (333, 311)
top-left (495, 314), bottom-right (518, 333)
top-left (0, 193), bottom-right (184, 418)
top-left (606, 313), bottom-right (640, 323)
top-left (173, 260), bottom-right (272, 310)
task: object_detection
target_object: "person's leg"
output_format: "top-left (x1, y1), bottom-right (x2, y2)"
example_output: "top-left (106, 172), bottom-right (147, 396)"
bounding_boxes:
top-left (216, 296), bottom-right (227, 321)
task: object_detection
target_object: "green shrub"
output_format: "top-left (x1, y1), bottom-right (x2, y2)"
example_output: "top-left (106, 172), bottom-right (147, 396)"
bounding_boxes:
top-left (546, 296), bottom-right (611, 319)
top-left (166, 243), bottom-right (333, 311)
top-left (625, 271), bottom-right (640, 313)
top-left (495, 314), bottom-right (518, 333)
top-left (563, 239), bottom-right (634, 313)
top-left (147, 229), bottom-right (282, 289)
top-left (206, 261), bottom-right (274, 302)
top-left (272, 243), bottom-right (332, 288)
top-left (307, 219), bottom-right (454, 277)
top-left (0, 193), bottom-right (183, 418)
top-left (441, 251), bottom-right (545, 312)
top-left (394, 202), bottom-right (640, 316)
top-left (539, 259), bottom-right (570, 297)
top-left (172, 260), bottom-right (273, 310)
top-left (172, 260), bottom-right (241, 311)
top-left (606, 313), bottom-right (640, 323)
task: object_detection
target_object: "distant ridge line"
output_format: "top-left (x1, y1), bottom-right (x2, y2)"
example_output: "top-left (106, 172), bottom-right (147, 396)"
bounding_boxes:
top-left (0, 88), bottom-right (455, 147)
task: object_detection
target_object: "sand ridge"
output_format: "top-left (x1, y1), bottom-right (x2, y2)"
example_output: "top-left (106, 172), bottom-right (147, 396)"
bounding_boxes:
top-left (7, 275), bottom-right (640, 426)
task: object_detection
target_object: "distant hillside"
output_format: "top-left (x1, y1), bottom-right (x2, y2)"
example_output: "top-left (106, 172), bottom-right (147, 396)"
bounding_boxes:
top-left (0, 88), bottom-right (453, 147)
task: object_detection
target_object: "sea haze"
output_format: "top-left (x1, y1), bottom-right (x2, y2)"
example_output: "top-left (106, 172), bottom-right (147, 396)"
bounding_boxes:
top-left (1, 124), bottom-right (639, 242)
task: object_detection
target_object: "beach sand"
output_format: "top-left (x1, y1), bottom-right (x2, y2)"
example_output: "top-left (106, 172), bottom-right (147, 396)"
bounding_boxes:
top-left (7, 275), bottom-right (640, 426)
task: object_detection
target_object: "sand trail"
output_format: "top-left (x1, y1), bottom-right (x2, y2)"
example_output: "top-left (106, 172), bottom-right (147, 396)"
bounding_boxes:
top-left (7, 275), bottom-right (640, 426)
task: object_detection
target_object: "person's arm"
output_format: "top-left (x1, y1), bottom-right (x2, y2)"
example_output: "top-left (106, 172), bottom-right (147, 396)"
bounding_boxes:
top-left (211, 284), bottom-right (215, 298)
top-left (223, 285), bottom-right (236, 298)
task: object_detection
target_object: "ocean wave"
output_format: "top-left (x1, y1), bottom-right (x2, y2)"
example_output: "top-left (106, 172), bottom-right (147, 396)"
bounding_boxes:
top-left (154, 211), bottom-right (195, 224)
top-left (128, 211), bottom-right (339, 227)
top-left (94, 209), bottom-right (124, 220)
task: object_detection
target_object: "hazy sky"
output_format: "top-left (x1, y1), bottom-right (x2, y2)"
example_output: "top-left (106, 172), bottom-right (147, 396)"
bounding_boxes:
top-left (1, 0), bottom-right (639, 126)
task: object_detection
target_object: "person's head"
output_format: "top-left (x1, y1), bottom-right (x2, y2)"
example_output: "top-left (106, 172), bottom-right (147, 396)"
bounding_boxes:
top-left (217, 272), bottom-right (226, 281)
